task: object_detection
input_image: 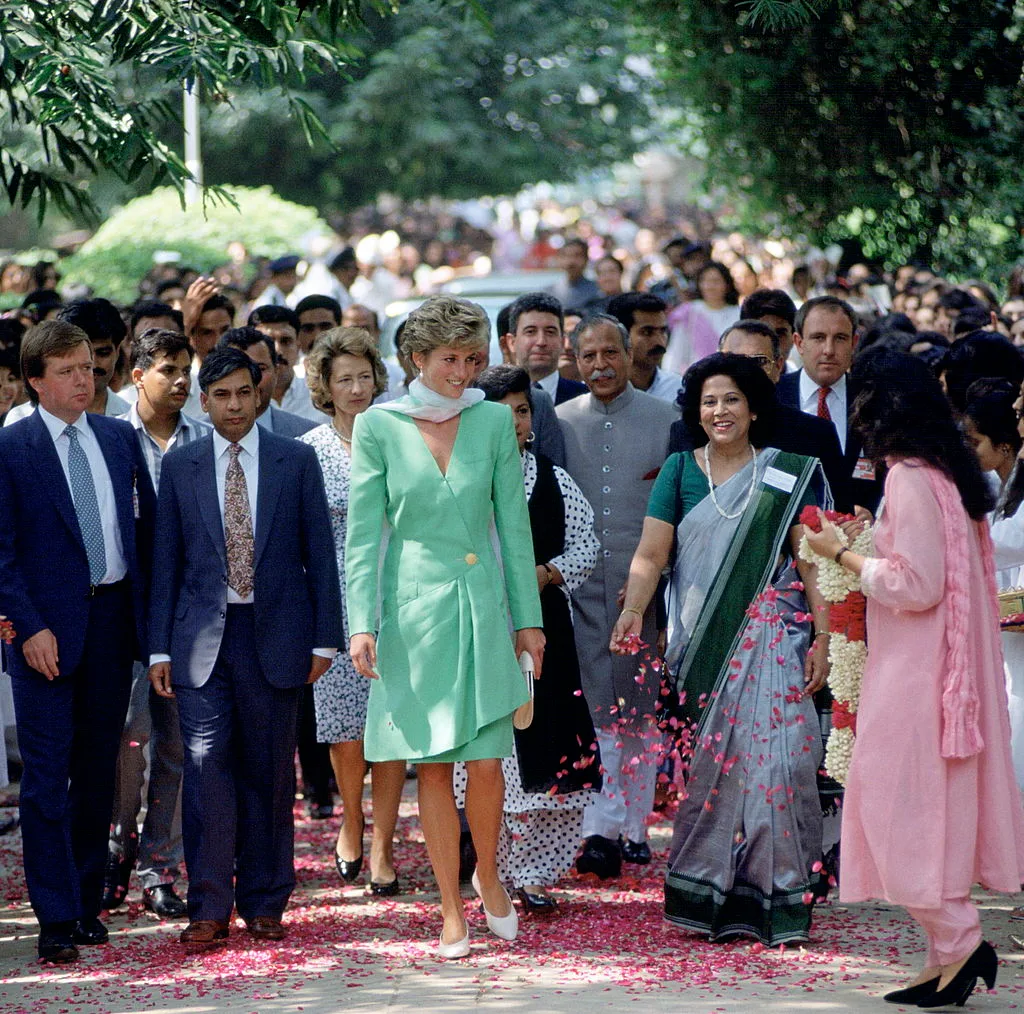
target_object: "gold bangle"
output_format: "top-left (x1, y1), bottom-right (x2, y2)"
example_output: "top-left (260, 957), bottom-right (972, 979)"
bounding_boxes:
top-left (813, 631), bottom-right (829, 639)
top-left (621, 606), bottom-right (644, 618)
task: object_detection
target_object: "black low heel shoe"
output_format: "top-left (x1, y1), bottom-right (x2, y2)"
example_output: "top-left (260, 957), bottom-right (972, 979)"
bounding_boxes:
top-left (335, 852), bottom-right (363, 884)
top-left (369, 876), bottom-right (400, 897)
top-left (882, 977), bottom-right (940, 1004)
top-left (917, 940), bottom-right (998, 1009)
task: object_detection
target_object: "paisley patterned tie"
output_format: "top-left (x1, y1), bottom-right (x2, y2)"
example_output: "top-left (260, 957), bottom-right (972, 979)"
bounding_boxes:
top-left (224, 443), bottom-right (254, 598)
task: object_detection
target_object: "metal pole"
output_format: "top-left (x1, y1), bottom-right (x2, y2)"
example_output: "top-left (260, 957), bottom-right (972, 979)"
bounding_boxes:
top-left (183, 77), bottom-right (202, 207)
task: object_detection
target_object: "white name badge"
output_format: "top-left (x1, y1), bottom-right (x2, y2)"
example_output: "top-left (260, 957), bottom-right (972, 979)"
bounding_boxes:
top-left (763, 466), bottom-right (796, 493)
top-left (853, 457), bottom-right (877, 481)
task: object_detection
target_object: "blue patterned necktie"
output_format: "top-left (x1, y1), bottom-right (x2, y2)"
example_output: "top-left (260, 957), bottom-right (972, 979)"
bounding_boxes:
top-left (64, 424), bottom-right (107, 585)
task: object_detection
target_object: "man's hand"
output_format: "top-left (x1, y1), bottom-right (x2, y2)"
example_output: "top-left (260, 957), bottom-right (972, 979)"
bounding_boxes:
top-left (181, 276), bottom-right (220, 339)
top-left (23, 629), bottom-right (59, 680)
top-left (307, 655), bottom-right (331, 684)
top-left (148, 661), bottom-right (175, 698)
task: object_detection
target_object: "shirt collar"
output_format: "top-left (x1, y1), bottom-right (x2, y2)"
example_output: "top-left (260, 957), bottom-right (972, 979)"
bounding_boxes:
top-left (212, 423), bottom-right (260, 460)
top-left (535, 370), bottom-right (558, 399)
top-left (125, 402), bottom-right (193, 439)
top-left (589, 381), bottom-right (636, 415)
top-left (38, 404), bottom-right (90, 442)
top-left (799, 369), bottom-right (847, 403)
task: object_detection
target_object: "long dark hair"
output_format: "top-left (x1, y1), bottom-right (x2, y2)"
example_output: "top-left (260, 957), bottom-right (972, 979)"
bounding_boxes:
top-left (850, 349), bottom-right (994, 520)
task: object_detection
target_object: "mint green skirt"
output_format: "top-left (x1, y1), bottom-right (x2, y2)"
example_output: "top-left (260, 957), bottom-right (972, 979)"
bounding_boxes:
top-left (412, 714), bottom-right (513, 764)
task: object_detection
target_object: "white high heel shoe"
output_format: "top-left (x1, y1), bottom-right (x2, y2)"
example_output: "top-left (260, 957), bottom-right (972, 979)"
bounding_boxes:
top-left (471, 871), bottom-right (518, 941)
top-left (436, 927), bottom-right (470, 959)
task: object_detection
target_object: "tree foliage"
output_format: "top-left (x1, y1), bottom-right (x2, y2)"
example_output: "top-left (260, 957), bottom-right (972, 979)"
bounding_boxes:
top-left (60, 186), bottom-right (332, 303)
top-left (632, 0), bottom-right (1024, 274)
top-left (161, 0), bottom-right (652, 211)
top-left (0, 0), bottom-right (384, 222)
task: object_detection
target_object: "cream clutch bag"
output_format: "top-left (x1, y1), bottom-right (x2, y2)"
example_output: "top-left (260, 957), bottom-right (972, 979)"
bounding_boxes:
top-left (512, 651), bottom-right (535, 730)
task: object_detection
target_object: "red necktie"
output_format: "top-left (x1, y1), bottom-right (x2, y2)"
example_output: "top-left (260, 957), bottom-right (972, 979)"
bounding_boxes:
top-left (816, 386), bottom-right (832, 422)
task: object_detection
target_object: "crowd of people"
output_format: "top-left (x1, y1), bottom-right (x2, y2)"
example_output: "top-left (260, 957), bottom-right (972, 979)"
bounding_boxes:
top-left (2, 224), bottom-right (1024, 1009)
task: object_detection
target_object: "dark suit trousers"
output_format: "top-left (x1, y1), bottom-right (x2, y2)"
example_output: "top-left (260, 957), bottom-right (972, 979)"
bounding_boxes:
top-left (10, 582), bottom-right (135, 926)
top-left (176, 605), bottom-right (302, 923)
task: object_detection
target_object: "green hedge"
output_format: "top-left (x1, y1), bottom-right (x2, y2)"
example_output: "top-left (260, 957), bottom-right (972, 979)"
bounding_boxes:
top-left (61, 186), bottom-right (334, 305)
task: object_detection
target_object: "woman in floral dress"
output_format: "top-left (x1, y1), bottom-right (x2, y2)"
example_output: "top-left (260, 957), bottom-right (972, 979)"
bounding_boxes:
top-left (300, 327), bottom-right (406, 894)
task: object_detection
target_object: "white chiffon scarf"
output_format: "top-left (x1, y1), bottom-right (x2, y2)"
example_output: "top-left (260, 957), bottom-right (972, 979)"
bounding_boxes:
top-left (371, 377), bottom-right (483, 422)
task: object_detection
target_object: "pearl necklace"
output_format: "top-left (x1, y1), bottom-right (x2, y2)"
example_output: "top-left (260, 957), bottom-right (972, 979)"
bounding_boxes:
top-left (703, 442), bottom-right (758, 520)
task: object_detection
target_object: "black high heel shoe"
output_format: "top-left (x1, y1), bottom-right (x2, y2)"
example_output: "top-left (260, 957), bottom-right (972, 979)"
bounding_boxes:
top-left (917, 940), bottom-right (998, 1008)
top-left (882, 977), bottom-right (940, 1004)
top-left (335, 851), bottom-right (363, 883)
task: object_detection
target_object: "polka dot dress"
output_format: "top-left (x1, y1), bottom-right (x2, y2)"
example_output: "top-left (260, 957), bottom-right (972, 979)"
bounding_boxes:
top-left (453, 452), bottom-right (600, 888)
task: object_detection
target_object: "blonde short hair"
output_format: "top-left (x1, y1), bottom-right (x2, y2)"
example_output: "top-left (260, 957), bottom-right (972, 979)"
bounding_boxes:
top-left (305, 327), bottom-right (388, 413)
top-left (402, 295), bottom-right (489, 361)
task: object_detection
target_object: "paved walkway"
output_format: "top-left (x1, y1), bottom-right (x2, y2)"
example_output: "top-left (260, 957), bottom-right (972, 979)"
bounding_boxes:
top-left (1, 787), bottom-right (1022, 1013)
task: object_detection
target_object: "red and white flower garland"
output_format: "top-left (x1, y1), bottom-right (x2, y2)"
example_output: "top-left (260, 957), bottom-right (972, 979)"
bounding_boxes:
top-left (798, 508), bottom-right (871, 785)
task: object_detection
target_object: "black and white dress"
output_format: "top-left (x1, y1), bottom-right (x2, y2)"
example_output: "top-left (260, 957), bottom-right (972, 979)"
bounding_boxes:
top-left (456, 451), bottom-right (601, 888)
top-left (299, 423), bottom-right (368, 743)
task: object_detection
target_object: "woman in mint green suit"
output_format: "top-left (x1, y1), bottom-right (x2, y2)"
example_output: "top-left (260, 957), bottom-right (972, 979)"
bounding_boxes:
top-left (346, 295), bottom-right (545, 958)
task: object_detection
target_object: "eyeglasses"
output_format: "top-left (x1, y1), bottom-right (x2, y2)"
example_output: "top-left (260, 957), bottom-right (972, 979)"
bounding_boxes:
top-left (746, 355), bottom-right (772, 368)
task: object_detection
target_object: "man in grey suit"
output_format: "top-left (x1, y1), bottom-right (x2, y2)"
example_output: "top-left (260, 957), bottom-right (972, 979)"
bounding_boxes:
top-left (217, 327), bottom-right (316, 438)
top-left (557, 314), bottom-right (676, 879)
top-left (147, 346), bottom-right (342, 948)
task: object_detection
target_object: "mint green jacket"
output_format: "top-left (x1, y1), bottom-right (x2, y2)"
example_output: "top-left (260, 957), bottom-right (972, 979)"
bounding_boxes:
top-left (345, 401), bottom-right (542, 761)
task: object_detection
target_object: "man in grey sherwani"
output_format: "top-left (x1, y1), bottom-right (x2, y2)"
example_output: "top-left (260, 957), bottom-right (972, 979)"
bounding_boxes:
top-left (557, 314), bottom-right (677, 879)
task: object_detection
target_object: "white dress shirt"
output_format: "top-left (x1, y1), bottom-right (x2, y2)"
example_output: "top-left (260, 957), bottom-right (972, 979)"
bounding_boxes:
top-left (38, 405), bottom-right (127, 584)
top-left (373, 359), bottom-right (407, 405)
top-left (643, 367), bottom-right (683, 407)
top-left (535, 370), bottom-right (559, 402)
top-left (277, 374), bottom-right (322, 421)
top-left (151, 424), bottom-right (335, 664)
top-left (798, 370), bottom-right (848, 453)
top-left (182, 360), bottom-right (206, 420)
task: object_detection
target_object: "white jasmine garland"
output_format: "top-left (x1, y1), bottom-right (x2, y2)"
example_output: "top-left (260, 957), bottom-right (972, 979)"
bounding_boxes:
top-left (800, 517), bottom-right (874, 787)
top-left (825, 725), bottom-right (856, 785)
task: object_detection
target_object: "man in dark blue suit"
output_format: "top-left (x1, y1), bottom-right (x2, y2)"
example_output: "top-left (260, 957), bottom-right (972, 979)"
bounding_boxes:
top-left (501, 292), bottom-right (587, 406)
top-left (147, 346), bottom-right (342, 948)
top-left (217, 327), bottom-right (317, 439)
top-left (776, 296), bottom-right (884, 514)
top-left (0, 320), bottom-right (155, 962)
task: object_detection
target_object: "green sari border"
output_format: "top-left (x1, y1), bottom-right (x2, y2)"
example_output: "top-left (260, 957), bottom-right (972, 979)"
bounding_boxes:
top-left (673, 451), bottom-right (817, 734)
top-left (664, 870), bottom-right (813, 945)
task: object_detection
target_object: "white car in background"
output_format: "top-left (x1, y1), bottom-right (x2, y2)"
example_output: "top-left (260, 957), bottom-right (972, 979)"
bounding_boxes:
top-left (380, 271), bottom-right (563, 362)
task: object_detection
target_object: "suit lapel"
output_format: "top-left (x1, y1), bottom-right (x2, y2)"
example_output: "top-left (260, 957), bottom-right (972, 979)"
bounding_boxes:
top-left (254, 434), bottom-right (285, 567)
top-left (195, 439), bottom-right (226, 564)
top-left (26, 410), bottom-right (85, 548)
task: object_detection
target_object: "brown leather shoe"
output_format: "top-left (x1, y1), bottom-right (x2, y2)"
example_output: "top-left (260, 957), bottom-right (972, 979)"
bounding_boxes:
top-left (246, 916), bottom-right (286, 941)
top-left (179, 920), bottom-right (229, 948)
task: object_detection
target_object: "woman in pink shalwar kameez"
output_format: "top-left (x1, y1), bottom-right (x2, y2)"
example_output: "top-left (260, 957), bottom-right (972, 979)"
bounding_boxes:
top-left (806, 351), bottom-right (1024, 1009)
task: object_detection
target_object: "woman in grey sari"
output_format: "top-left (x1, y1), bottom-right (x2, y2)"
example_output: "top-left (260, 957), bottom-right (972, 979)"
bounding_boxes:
top-left (612, 353), bottom-right (830, 945)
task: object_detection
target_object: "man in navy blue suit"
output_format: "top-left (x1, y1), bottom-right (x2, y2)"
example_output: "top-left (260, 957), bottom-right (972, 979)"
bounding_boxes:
top-left (0, 319), bottom-right (156, 963)
top-left (776, 295), bottom-right (884, 514)
top-left (147, 346), bottom-right (342, 948)
top-left (501, 292), bottom-right (588, 406)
